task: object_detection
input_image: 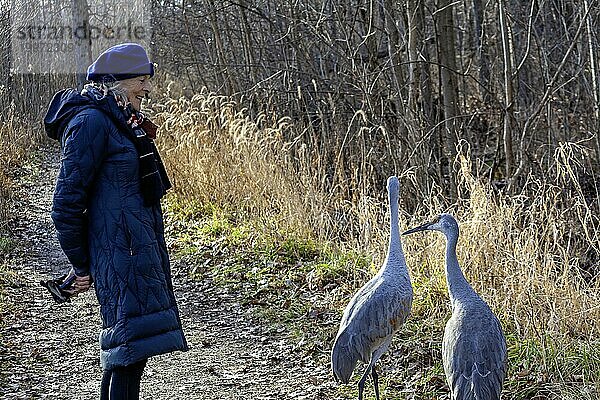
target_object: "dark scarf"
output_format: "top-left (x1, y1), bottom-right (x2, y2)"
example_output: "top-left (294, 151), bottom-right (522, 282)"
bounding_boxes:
top-left (124, 106), bottom-right (172, 207)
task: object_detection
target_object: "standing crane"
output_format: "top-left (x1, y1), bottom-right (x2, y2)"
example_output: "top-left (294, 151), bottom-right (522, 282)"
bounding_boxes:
top-left (403, 213), bottom-right (507, 399)
top-left (331, 176), bottom-right (413, 400)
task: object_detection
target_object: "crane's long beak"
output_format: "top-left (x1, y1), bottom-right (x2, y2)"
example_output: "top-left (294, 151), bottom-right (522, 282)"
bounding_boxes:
top-left (402, 222), bottom-right (432, 235)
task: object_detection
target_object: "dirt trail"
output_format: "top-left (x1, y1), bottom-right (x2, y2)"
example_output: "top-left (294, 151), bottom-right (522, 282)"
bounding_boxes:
top-left (0, 145), bottom-right (342, 400)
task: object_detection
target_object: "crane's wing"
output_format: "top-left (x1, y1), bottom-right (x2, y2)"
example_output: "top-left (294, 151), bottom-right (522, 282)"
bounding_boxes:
top-left (443, 311), bottom-right (507, 400)
top-left (339, 274), bottom-right (412, 333)
top-left (332, 274), bottom-right (412, 382)
top-left (342, 276), bottom-right (412, 340)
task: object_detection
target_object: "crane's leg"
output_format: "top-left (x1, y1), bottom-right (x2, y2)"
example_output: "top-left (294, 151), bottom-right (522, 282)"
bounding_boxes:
top-left (372, 365), bottom-right (380, 400)
top-left (357, 364), bottom-right (372, 400)
top-left (369, 337), bottom-right (392, 400)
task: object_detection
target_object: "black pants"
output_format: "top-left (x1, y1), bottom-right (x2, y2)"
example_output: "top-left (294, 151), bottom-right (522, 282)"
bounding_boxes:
top-left (100, 359), bottom-right (147, 400)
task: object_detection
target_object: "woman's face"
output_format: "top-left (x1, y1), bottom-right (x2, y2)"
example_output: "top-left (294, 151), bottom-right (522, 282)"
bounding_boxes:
top-left (120, 75), bottom-right (153, 111)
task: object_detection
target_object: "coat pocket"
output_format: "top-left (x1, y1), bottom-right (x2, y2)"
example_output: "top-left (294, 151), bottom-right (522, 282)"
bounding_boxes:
top-left (115, 213), bottom-right (136, 256)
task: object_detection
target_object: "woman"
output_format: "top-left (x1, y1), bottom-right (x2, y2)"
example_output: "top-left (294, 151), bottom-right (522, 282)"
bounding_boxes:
top-left (44, 43), bottom-right (188, 399)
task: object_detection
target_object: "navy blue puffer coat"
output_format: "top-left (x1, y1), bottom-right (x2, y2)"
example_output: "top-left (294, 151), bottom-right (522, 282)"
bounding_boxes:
top-left (44, 88), bottom-right (188, 370)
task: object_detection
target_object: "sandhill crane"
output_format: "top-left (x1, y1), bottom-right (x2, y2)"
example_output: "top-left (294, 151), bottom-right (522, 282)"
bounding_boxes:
top-left (331, 176), bottom-right (413, 400)
top-left (403, 213), bottom-right (507, 399)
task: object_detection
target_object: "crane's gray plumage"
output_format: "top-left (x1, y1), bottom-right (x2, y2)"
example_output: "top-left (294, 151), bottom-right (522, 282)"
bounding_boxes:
top-left (403, 214), bottom-right (507, 400)
top-left (331, 176), bottom-right (413, 400)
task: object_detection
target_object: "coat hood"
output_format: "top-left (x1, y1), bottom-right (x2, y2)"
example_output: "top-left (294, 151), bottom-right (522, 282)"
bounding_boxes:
top-left (44, 87), bottom-right (126, 140)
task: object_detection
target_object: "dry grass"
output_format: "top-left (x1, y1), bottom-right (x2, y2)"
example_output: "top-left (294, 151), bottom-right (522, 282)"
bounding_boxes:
top-left (403, 147), bottom-right (600, 339)
top-left (153, 90), bottom-right (333, 241)
top-left (0, 110), bottom-right (43, 234)
top-left (152, 88), bottom-right (600, 395)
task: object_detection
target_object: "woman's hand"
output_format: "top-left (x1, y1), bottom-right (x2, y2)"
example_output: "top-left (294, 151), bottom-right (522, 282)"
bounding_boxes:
top-left (64, 269), bottom-right (93, 295)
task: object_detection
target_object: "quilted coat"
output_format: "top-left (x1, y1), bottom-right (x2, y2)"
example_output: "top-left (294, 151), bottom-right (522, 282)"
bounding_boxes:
top-left (44, 88), bottom-right (188, 370)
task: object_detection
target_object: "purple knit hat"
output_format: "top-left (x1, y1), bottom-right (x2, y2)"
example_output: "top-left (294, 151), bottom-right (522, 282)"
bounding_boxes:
top-left (86, 43), bottom-right (154, 82)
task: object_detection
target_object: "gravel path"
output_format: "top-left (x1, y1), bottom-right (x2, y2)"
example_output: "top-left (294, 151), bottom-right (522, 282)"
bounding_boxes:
top-left (0, 145), bottom-right (342, 400)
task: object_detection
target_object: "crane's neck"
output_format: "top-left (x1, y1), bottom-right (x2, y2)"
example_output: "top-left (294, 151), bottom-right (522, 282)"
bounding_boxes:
top-left (389, 196), bottom-right (400, 244)
top-left (444, 231), bottom-right (475, 304)
top-left (385, 194), bottom-right (406, 267)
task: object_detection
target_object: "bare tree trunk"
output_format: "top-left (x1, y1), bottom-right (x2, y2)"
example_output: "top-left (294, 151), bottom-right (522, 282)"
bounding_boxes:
top-left (179, 2), bottom-right (202, 92)
top-left (383, 0), bottom-right (406, 139)
top-left (206, 0), bottom-right (233, 94)
top-left (473, 0), bottom-right (491, 103)
top-left (585, 0), bottom-right (600, 160)
top-left (384, 0), bottom-right (404, 99)
top-left (363, 0), bottom-right (377, 65)
top-left (406, 0), bottom-right (419, 111)
top-left (436, 0), bottom-right (460, 198)
top-left (499, 0), bottom-right (514, 180)
top-left (72, 0), bottom-right (91, 89)
top-left (407, 0), bottom-right (440, 188)
top-left (416, 0), bottom-right (433, 124)
top-left (326, 0), bottom-right (339, 76)
top-left (238, 0), bottom-right (256, 85)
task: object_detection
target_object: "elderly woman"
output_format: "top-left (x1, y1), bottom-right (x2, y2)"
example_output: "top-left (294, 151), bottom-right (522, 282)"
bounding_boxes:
top-left (44, 43), bottom-right (187, 399)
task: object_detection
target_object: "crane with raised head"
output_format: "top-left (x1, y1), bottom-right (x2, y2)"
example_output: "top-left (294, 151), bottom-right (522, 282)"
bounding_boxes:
top-left (331, 176), bottom-right (413, 400)
top-left (403, 213), bottom-right (507, 399)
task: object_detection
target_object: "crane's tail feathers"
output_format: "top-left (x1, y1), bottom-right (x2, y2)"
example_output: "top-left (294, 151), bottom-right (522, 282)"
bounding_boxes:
top-left (452, 372), bottom-right (501, 400)
top-left (331, 340), bottom-right (359, 384)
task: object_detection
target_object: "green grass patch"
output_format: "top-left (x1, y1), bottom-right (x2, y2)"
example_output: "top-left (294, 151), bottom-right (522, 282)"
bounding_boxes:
top-left (0, 235), bottom-right (14, 256)
top-left (506, 334), bottom-right (600, 398)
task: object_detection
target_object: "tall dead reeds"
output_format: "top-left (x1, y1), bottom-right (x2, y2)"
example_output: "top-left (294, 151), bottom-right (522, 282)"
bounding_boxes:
top-left (153, 89), bottom-right (600, 344)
